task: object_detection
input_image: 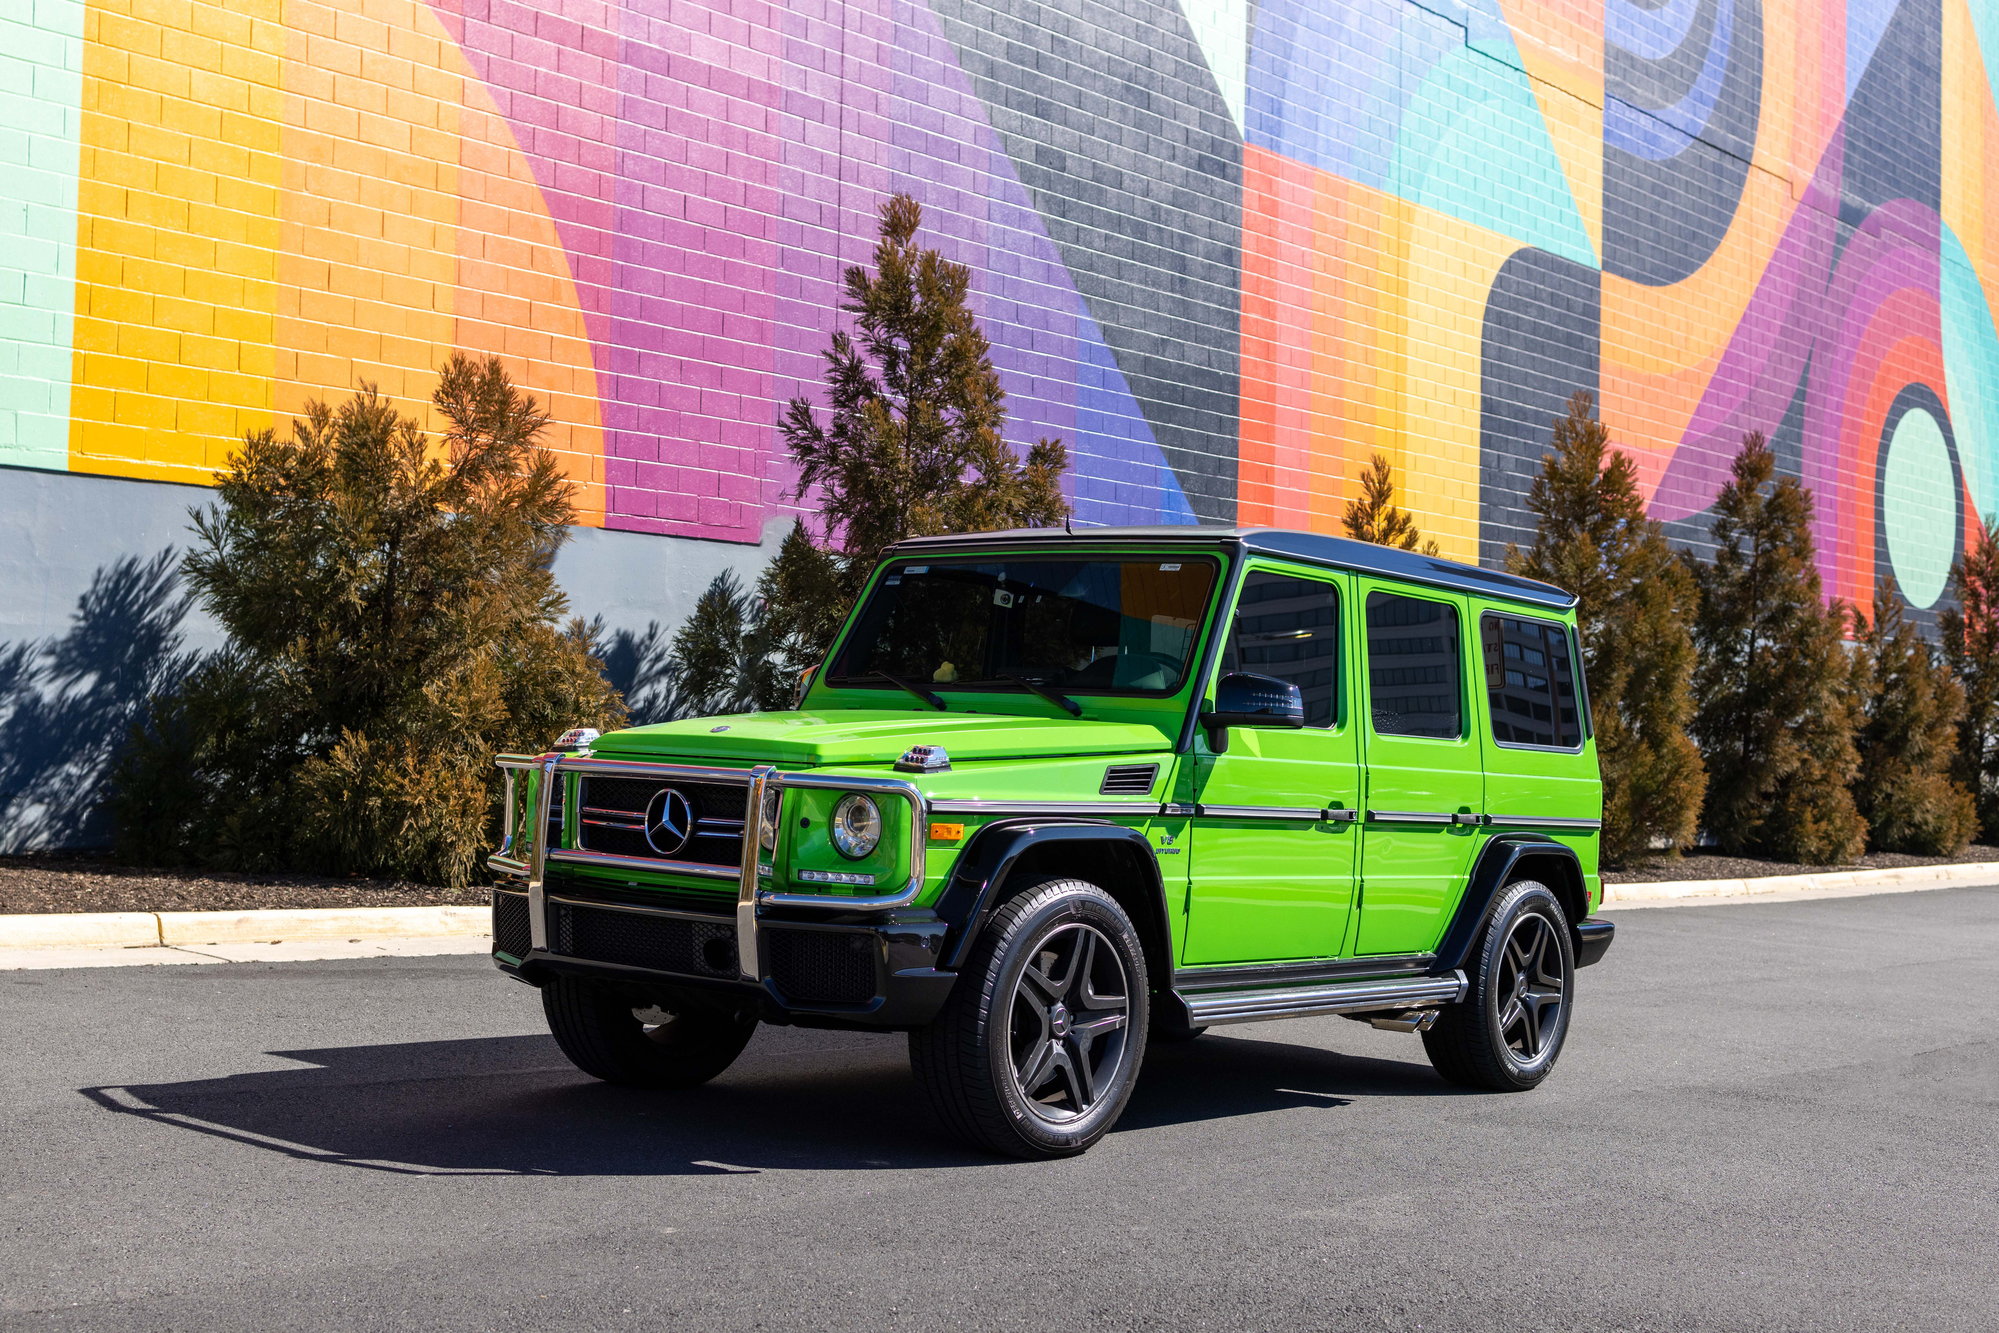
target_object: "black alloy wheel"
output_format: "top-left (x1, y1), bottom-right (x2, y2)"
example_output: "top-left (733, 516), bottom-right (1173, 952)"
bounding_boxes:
top-left (911, 877), bottom-right (1151, 1158)
top-left (1422, 878), bottom-right (1574, 1091)
top-left (1006, 921), bottom-right (1133, 1122)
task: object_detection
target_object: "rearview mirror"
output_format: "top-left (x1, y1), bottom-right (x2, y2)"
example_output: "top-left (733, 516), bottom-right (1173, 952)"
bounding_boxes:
top-left (1200, 672), bottom-right (1305, 753)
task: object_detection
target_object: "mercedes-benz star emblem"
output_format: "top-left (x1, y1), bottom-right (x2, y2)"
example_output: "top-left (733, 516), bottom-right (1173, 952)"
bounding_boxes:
top-left (643, 787), bottom-right (695, 857)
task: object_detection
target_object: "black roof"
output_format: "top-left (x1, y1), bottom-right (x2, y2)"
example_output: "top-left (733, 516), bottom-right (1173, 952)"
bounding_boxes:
top-left (886, 525), bottom-right (1577, 611)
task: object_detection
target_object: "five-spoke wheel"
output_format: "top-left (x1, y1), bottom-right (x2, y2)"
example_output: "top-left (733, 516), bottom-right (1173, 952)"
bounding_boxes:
top-left (1006, 922), bottom-right (1133, 1122)
top-left (912, 877), bottom-right (1150, 1158)
top-left (1423, 878), bottom-right (1574, 1091)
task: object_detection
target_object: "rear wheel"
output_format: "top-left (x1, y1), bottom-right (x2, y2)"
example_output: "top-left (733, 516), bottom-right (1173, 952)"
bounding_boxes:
top-left (542, 977), bottom-right (757, 1089)
top-left (1422, 879), bottom-right (1573, 1091)
top-left (911, 878), bottom-right (1149, 1158)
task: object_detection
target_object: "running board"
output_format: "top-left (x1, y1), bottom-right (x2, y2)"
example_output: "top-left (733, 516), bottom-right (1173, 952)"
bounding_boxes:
top-left (1180, 972), bottom-right (1467, 1027)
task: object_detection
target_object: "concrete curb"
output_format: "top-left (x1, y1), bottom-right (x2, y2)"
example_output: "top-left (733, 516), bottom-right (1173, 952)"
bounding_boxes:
top-left (1605, 859), bottom-right (1999, 905)
top-left (0, 904), bottom-right (489, 950)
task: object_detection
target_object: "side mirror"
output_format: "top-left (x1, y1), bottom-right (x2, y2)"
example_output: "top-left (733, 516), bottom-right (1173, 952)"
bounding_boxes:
top-left (1199, 672), bottom-right (1305, 753)
top-left (793, 665), bottom-right (818, 710)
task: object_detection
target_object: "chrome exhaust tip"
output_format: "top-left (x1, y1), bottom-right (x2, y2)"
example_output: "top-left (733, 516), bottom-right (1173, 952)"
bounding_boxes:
top-left (1365, 1009), bottom-right (1441, 1033)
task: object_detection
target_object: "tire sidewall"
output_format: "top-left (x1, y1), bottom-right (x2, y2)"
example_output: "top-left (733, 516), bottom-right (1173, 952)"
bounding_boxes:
top-left (977, 883), bottom-right (1150, 1154)
top-left (1471, 880), bottom-right (1574, 1087)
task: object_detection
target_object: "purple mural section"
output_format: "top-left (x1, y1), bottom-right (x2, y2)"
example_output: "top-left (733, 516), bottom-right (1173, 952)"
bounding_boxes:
top-left (432, 0), bottom-right (1188, 542)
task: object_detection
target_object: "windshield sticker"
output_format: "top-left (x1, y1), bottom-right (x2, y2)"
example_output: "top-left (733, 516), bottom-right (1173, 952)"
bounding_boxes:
top-left (885, 575), bottom-right (901, 585)
top-left (994, 589), bottom-right (1015, 608)
top-left (906, 565), bottom-right (928, 574)
top-left (1159, 563), bottom-right (1181, 571)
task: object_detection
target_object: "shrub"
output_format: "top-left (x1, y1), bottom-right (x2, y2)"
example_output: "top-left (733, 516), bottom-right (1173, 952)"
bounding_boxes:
top-left (1940, 519), bottom-right (1999, 839)
top-left (110, 355), bottom-right (624, 885)
top-left (1343, 453), bottom-right (1439, 554)
top-left (1688, 433), bottom-right (1865, 864)
top-left (1509, 392), bottom-right (1705, 865)
top-left (1853, 578), bottom-right (1975, 854)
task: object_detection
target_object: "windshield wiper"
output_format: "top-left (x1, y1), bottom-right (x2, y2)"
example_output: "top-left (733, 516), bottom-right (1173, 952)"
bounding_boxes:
top-left (869, 669), bottom-right (946, 711)
top-left (999, 673), bottom-right (1083, 717)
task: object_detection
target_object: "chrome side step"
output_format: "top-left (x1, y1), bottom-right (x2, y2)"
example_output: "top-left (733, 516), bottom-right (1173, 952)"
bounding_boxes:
top-left (1180, 972), bottom-right (1467, 1026)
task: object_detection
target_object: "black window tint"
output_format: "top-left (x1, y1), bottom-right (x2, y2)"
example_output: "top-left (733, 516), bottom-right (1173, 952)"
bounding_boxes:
top-left (1221, 572), bottom-right (1340, 727)
top-left (1365, 593), bottom-right (1462, 738)
top-left (1481, 615), bottom-right (1583, 748)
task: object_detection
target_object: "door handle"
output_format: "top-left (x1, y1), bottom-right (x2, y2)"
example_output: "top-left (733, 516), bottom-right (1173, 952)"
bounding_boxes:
top-left (1321, 806), bottom-right (1358, 823)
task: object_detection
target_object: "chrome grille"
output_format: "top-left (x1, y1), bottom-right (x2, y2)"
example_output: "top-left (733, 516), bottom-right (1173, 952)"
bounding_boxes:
top-left (574, 775), bottom-right (747, 870)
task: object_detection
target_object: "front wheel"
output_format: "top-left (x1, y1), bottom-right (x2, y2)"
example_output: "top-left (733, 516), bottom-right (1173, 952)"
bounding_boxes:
top-left (910, 878), bottom-right (1150, 1158)
top-left (1422, 879), bottom-right (1574, 1091)
top-left (542, 977), bottom-right (757, 1089)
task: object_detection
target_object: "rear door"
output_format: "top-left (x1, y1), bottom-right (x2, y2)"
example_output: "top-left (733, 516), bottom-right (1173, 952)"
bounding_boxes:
top-left (1184, 564), bottom-right (1361, 965)
top-left (1474, 606), bottom-right (1601, 844)
top-left (1355, 581), bottom-right (1484, 956)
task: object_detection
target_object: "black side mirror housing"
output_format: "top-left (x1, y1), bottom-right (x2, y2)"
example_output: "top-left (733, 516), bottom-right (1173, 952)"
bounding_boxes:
top-left (1199, 672), bottom-right (1306, 753)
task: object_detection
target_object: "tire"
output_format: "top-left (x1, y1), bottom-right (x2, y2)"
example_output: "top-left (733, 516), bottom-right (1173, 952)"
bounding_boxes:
top-left (1422, 879), bottom-right (1574, 1092)
top-left (542, 977), bottom-right (757, 1090)
top-left (910, 878), bottom-right (1150, 1158)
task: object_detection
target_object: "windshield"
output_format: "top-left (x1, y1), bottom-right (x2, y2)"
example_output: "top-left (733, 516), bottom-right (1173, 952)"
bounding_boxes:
top-left (828, 555), bottom-right (1220, 697)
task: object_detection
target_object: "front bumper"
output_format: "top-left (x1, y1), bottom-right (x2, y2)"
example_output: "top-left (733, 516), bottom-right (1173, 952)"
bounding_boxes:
top-left (490, 753), bottom-right (952, 1029)
top-left (490, 885), bottom-right (958, 1030)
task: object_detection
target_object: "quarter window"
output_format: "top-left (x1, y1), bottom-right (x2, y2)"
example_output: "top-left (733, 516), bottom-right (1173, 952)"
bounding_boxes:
top-left (1365, 592), bottom-right (1463, 738)
top-left (1481, 615), bottom-right (1584, 748)
top-left (1221, 571), bottom-right (1340, 727)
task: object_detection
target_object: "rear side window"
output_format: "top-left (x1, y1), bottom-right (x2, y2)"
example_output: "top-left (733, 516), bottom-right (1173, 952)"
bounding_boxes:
top-left (1221, 571), bottom-right (1340, 727)
top-left (1481, 614), bottom-right (1583, 748)
top-left (1365, 592), bottom-right (1462, 738)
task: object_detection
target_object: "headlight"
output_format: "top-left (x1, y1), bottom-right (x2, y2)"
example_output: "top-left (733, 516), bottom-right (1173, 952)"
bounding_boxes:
top-left (829, 794), bottom-right (882, 859)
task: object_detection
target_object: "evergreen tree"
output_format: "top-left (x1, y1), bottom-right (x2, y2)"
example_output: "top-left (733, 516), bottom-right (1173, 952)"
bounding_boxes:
top-left (1940, 519), bottom-right (1999, 839)
top-left (1343, 453), bottom-right (1440, 554)
top-left (1688, 433), bottom-right (1865, 864)
top-left (661, 193), bottom-right (1070, 717)
top-left (111, 355), bottom-right (624, 884)
top-left (1509, 392), bottom-right (1704, 865)
top-left (1853, 578), bottom-right (1975, 854)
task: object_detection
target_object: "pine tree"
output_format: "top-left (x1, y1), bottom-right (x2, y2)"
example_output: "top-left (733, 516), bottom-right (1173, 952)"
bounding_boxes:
top-left (1853, 578), bottom-right (1975, 854)
top-left (665, 192), bottom-right (1070, 716)
top-left (1343, 453), bottom-right (1440, 555)
top-left (1509, 392), bottom-right (1704, 865)
top-left (111, 355), bottom-right (624, 884)
top-left (1940, 519), bottom-right (1999, 839)
top-left (1688, 433), bottom-right (1866, 864)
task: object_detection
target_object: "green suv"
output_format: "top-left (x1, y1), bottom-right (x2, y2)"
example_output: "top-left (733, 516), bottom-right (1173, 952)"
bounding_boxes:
top-left (490, 526), bottom-right (1613, 1157)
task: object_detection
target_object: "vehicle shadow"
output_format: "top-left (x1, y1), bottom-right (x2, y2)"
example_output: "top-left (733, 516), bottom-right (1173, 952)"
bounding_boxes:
top-left (78, 1027), bottom-right (1457, 1176)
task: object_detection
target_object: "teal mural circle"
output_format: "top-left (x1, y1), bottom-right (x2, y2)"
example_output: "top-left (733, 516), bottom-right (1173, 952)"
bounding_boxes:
top-left (1881, 407), bottom-right (1957, 609)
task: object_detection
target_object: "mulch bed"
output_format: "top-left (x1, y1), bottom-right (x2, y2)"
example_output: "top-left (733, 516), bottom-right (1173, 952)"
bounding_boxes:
top-left (1604, 845), bottom-right (1999, 883)
top-left (0, 853), bottom-right (489, 915)
top-left (6, 842), bottom-right (1997, 915)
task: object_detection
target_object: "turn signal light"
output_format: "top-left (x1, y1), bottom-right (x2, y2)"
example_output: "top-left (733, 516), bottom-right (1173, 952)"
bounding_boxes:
top-left (929, 822), bottom-right (965, 841)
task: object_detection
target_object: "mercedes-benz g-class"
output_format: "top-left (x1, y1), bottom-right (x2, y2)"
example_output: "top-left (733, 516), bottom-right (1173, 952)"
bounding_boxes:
top-left (489, 526), bottom-right (1613, 1157)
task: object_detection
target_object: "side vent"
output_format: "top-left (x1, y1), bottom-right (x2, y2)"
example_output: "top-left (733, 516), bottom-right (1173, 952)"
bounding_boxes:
top-left (1100, 763), bottom-right (1160, 796)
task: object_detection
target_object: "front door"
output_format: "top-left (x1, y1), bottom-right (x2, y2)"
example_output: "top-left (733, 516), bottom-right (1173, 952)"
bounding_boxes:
top-left (1355, 581), bottom-right (1485, 956)
top-left (1185, 565), bottom-right (1361, 965)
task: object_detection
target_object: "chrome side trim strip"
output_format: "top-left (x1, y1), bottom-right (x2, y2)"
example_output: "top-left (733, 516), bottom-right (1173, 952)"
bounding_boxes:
top-left (1365, 809), bottom-right (1456, 825)
top-left (545, 848), bottom-right (739, 880)
top-left (926, 798), bottom-right (1162, 817)
top-left (1485, 815), bottom-right (1603, 831)
top-left (1182, 972), bottom-right (1466, 1026)
top-left (1196, 803), bottom-right (1326, 820)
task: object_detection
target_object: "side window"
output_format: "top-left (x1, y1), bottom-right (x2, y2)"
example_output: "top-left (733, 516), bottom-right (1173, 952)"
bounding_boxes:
top-left (1481, 614), bottom-right (1584, 748)
top-left (1365, 592), bottom-right (1463, 738)
top-left (1220, 571), bottom-right (1340, 727)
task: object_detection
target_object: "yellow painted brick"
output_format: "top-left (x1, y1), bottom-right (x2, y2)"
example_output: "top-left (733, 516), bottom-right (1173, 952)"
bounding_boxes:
top-left (67, 384), bottom-right (117, 424)
top-left (208, 369), bottom-right (273, 407)
top-left (154, 293), bottom-right (222, 336)
top-left (175, 398), bottom-right (239, 438)
top-left (79, 352), bottom-right (152, 392)
top-left (86, 285), bottom-right (155, 325)
top-left (178, 332), bottom-right (240, 371)
top-left (113, 391), bottom-right (178, 429)
top-left (190, 0), bottom-right (253, 47)
top-left (129, 52), bottom-right (192, 101)
top-left (148, 362), bottom-right (210, 400)
top-left (185, 66), bottom-right (251, 115)
top-left (160, 27), bottom-right (222, 73)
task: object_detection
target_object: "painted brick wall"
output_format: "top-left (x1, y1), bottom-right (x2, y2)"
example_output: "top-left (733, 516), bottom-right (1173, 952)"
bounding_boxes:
top-left (4, 0), bottom-right (1999, 614)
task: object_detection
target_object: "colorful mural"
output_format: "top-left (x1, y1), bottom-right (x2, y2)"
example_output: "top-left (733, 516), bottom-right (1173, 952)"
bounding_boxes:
top-left (3, 0), bottom-right (1996, 609)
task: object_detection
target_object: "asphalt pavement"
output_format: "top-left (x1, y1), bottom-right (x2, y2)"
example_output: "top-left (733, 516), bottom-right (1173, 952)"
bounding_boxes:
top-left (3, 885), bottom-right (1996, 1331)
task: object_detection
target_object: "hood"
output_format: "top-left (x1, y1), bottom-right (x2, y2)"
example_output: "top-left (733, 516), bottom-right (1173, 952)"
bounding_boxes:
top-left (586, 709), bottom-right (1171, 767)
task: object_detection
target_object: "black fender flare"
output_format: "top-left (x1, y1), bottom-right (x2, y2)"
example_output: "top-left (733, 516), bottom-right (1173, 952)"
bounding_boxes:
top-left (1433, 834), bottom-right (1590, 973)
top-left (932, 818), bottom-right (1174, 984)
